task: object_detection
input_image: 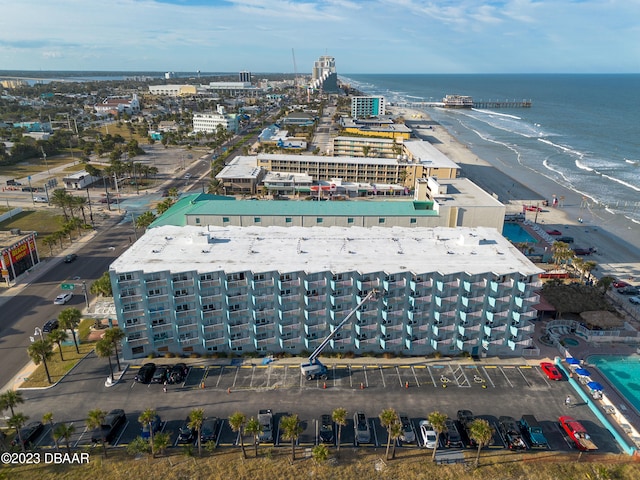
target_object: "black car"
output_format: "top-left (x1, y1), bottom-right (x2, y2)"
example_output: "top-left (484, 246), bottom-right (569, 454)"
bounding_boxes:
top-left (498, 416), bottom-right (527, 450)
top-left (64, 253), bottom-right (77, 263)
top-left (151, 365), bottom-right (169, 384)
top-left (168, 363), bottom-right (189, 384)
top-left (91, 409), bottom-right (126, 444)
top-left (177, 417), bottom-right (196, 444)
top-left (319, 414), bottom-right (334, 443)
top-left (443, 419), bottom-right (463, 448)
top-left (134, 363), bottom-right (156, 383)
top-left (11, 421), bottom-right (44, 448)
top-left (618, 286), bottom-right (640, 295)
top-left (200, 417), bottom-right (219, 444)
top-left (42, 319), bottom-right (59, 333)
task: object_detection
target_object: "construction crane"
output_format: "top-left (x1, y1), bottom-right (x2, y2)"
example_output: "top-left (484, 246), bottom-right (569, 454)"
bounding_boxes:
top-left (291, 48), bottom-right (299, 91)
top-left (300, 289), bottom-right (378, 380)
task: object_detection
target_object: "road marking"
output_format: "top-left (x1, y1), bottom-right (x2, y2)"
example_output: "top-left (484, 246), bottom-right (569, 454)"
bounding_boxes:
top-left (499, 367), bottom-right (514, 388)
top-left (411, 366), bottom-right (420, 387)
top-left (395, 366), bottom-right (404, 387)
top-left (379, 366), bottom-right (387, 388)
top-left (481, 367), bottom-right (496, 388)
top-left (517, 366), bottom-right (532, 387)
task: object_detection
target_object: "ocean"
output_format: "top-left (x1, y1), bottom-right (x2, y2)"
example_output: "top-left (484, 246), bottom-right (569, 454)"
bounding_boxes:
top-left (341, 74), bottom-right (640, 225)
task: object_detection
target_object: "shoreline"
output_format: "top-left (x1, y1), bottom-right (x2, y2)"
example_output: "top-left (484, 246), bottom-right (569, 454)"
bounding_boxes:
top-left (390, 106), bottom-right (640, 284)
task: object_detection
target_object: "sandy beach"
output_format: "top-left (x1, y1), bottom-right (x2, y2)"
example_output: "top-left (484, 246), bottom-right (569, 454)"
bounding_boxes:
top-left (390, 106), bottom-right (640, 285)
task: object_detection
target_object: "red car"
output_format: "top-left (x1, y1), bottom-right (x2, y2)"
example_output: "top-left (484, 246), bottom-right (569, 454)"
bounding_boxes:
top-left (523, 205), bottom-right (542, 212)
top-left (540, 362), bottom-right (563, 381)
top-left (613, 280), bottom-right (630, 289)
top-left (559, 416), bottom-right (598, 451)
top-left (546, 229), bottom-right (562, 236)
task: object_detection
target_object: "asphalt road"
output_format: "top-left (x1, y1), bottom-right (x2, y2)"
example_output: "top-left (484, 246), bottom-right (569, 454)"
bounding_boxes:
top-left (0, 214), bottom-right (133, 390)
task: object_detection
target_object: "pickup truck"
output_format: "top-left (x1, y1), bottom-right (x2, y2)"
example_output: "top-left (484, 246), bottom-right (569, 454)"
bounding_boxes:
top-left (559, 416), bottom-right (598, 451)
top-left (257, 409), bottom-right (273, 443)
top-left (518, 415), bottom-right (549, 449)
top-left (91, 409), bottom-right (126, 444)
top-left (498, 416), bottom-right (527, 450)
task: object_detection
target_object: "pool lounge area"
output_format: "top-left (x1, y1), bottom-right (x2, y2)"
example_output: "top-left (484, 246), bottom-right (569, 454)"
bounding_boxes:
top-left (502, 222), bottom-right (538, 244)
top-left (588, 355), bottom-right (640, 414)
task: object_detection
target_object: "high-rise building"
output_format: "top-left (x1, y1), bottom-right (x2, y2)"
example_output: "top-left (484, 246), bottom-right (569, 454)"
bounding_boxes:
top-left (239, 71), bottom-right (251, 83)
top-left (351, 96), bottom-right (386, 119)
top-left (311, 55), bottom-right (338, 93)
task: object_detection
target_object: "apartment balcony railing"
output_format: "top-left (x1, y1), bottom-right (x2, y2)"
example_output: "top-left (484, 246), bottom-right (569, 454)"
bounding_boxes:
top-left (354, 337), bottom-right (378, 349)
top-left (379, 337), bottom-right (402, 349)
top-left (118, 278), bottom-right (140, 288)
top-left (176, 309), bottom-right (198, 320)
top-left (356, 279), bottom-right (378, 291)
top-left (483, 322), bottom-right (507, 336)
top-left (381, 310), bottom-right (403, 322)
top-left (255, 337), bottom-right (278, 349)
top-left (200, 278), bottom-right (222, 288)
top-left (330, 294), bottom-right (352, 305)
top-left (278, 278), bottom-right (300, 289)
top-left (202, 323), bottom-right (224, 335)
top-left (410, 278), bottom-right (433, 290)
top-left (254, 308), bottom-right (276, 319)
top-left (172, 279), bottom-right (194, 289)
top-left (432, 323), bottom-right (455, 336)
top-left (146, 279), bottom-right (168, 288)
top-left (383, 278), bottom-right (406, 290)
top-left (228, 309), bottom-right (250, 321)
top-left (457, 323), bottom-right (481, 336)
top-left (304, 293), bottom-right (327, 305)
top-left (355, 323), bottom-right (377, 335)
top-left (226, 278), bottom-right (248, 288)
top-left (305, 278), bottom-right (327, 290)
top-left (229, 337), bottom-right (252, 348)
top-left (151, 323), bottom-right (173, 334)
top-left (251, 279), bottom-right (273, 289)
top-left (201, 293), bottom-right (223, 303)
top-left (304, 309), bottom-right (327, 322)
top-left (127, 337), bottom-right (150, 347)
top-left (204, 336), bottom-right (227, 347)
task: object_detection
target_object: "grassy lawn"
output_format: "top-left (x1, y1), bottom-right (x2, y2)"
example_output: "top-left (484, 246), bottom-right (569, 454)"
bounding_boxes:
top-left (4, 445), bottom-right (637, 480)
top-left (0, 152), bottom-right (82, 179)
top-left (22, 319), bottom-right (97, 388)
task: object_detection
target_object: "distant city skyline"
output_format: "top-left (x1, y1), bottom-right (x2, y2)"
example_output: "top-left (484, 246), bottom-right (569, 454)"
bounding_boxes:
top-left (2, 1), bottom-right (638, 74)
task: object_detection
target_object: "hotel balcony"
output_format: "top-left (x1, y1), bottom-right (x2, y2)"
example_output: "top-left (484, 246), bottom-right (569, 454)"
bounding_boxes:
top-left (354, 337), bottom-right (378, 349)
top-left (383, 278), bottom-right (406, 290)
top-left (173, 278), bottom-right (194, 289)
top-left (229, 337), bottom-right (252, 349)
top-left (430, 336), bottom-right (453, 349)
top-left (380, 323), bottom-right (402, 336)
top-left (118, 278), bottom-right (140, 287)
top-left (304, 309), bottom-right (327, 322)
top-left (305, 278), bottom-right (327, 290)
top-left (177, 319), bottom-right (198, 331)
top-left (481, 337), bottom-right (503, 350)
top-left (382, 294), bottom-right (405, 306)
top-left (278, 278), bottom-right (300, 289)
top-left (355, 323), bottom-right (377, 336)
top-left (329, 278), bottom-right (352, 290)
top-left (507, 337), bottom-right (533, 351)
top-left (404, 336), bottom-right (429, 350)
top-left (329, 309), bottom-right (350, 321)
top-left (409, 295), bottom-right (432, 308)
top-left (305, 322), bottom-right (327, 336)
top-left (228, 309), bottom-right (251, 321)
top-left (433, 311), bottom-right (456, 323)
top-left (432, 323), bottom-right (455, 336)
top-left (459, 310), bottom-right (482, 323)
top-left (329, 337), bottom-right (352, 349)
top-left (279, 308), bottom-right (302, 322)
top-left (251, 278), bottom-right (273, 289)
top-left (151, 323), bottom-right (173, 334)
top-left (304, 293), bottom-right (327, 306)
top-left (356, 279), bottom-right (378, 291)
top-left (255, 337), bottom-right (278, 349)
top-left (201, 293), bottom-right (223, 304)
top-left (125, 322), bottom-right (148, 334)
top-left (279, 337), bottom-right (299, 349)
top-left (510, 323), bottom-right (535, 337)
top-left (381, 310), bottom-right (403, 322)
top-left (200, 278), bottom-right (222, 288)
top-left (254, 308), bottom-right (276, 319)
top-left (127, 337), bottom-right (149, 347)
top-left (410, 278), bottom-right (432, 290)
top-left (379, 336), bottom-right (402, 349)
top-left (355, 309), bottom-right (378, 321)
top-left (279, 322), bottom-right (301, 335)
top-left (204, 336), bottom-right (227, 347)
top-left (178, 336), bottom-right (201, 346)
top-left (225, 278), bottom-right (248, 288)
top-left (330, 293), bottom-right (353, 305)
top-left (483, 322), bottom-right (507, 336)
top-left (455, 336), bottom-right (478, 350)
top-left (406, 323), bottom-right (430, 336)
top-left (226, 292), bottom-right (248, 304)
top-left (146, 278), bottom-right (168, 288)
top-left (176, 309), bottom-right (198, 320)
top-left (457, 322), bottom-right (481, 337)
top-left (202, 309), bottom-right (225, 322)
top-left (203, 323), bottom-right (224, 335)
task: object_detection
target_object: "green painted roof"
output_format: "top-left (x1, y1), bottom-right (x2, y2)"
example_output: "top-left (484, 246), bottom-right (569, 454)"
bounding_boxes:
top-left (150, 194), bottom-right (437, 227)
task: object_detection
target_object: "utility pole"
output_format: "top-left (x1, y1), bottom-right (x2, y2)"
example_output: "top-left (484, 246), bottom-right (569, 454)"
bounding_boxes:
top-left (86, 188), bottom-right (94, 227)
top-left (113, 172), bottom-right (121, 212)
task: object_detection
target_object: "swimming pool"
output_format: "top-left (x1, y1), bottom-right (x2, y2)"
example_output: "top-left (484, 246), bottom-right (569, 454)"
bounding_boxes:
top-left (589, 355), bottom-right (640, 412)
top-left (502, 223), bottom-right (538, 244)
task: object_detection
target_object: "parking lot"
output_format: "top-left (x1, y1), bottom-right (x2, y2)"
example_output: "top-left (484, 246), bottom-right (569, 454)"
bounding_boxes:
top-left (16, 354), bottom-right (623, 459)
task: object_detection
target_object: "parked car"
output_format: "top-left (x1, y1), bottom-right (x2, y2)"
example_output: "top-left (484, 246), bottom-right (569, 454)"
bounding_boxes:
top-left (443, 419), bottom-right (463, 448)
top-left (200, 417), bottom-right (219, 444)
top-left (523, 205), bottom-right (542, 212)
top-left (557, 236), bottom-right (574, 243)
top-left (613, 280), bottom-right (630, 288)
top-left (498, 416), bottom-right (527, 450)
top-left (151, 365), bottom-right (169, 384)
top-left (257, 409), bottom-right (273, 443)
top-left (546, 229), bottom-right (562, 236)
top-left (168, 363), bottom-right (189, 384)
top-left (53, 293), bottom-right (73, 305)
top-left (354, 411), bottom-right (371, 444)
top-left (518, 415), bottom-right (549, 449)
top-left (457, 409), bottom-right (477, 447)
top-left (177, 417), bottom-right (196, 444)
top-left (184, 173), bottom-right (192, 180)
top-left (134, 363), bottom-right (156, 384)
top-left (629, 296), bottom-right (640, 305)
top-left (91, 409), bottom-right (126, 444)
top-left (141, 414), bottom-right (162, 439)
top-left (399, 414), bottom-right (415, 443)
top-left (540, 362), bottom-right (563, 381)
top-left (559, 416), bottom-right (598, 451)
top-left (11, 421), bottom-right (44, 448)
top-left (419, 420), bottom-right (437, 449)
top-left (618, 286), bottom-right (640, 295)
top-left (6, 179), bottom-right (21, 186)
top-left (572, 247), bottom-right (594, 256)
top-left (42, 319), bottom-right (59, 333)
top-left (64, 253), bottom-right (77, 263)
top-left (34, 196), bottom-right (48, 203)
top-left (319, 414), bottom-right (334, 444)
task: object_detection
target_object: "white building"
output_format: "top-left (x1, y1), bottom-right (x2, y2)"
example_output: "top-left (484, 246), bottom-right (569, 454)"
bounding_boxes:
top-left (111, 225), bottom-right (542, 359)
top-left (351, 96), bottom-right (386, 119)
top-left (192, 106), bottom-right (239, 134)
top-left (94, 94), bottom-right (140, 116)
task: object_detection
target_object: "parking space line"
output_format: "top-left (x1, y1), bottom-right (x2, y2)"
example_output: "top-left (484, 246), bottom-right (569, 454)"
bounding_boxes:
top-left (395, 366), bottom-right (404, 387)
top-left (267, 365), bottom-right (272, 387)
top-left (499, 367), bottom-right (514, 388)
top-left (378, 366), bottom-right (387, 388)
top-left (481, 366), bottom-right (496, 388)
top-left (363, 366), bottom-right (369, 388)
top-left (411, 366), bottom-right (420, 387)
top-left (249, 365), bottom-right (256, 388)
top-left (216, 366), bottom-right (225, 388)
top-left (348, 365), bottom-right (352, 388)
top-left (371, 419), bottom-right (379, 447)
top-left (232, 366), bottom-right (239, 388)
top-left (535, 366), bottom-right (551, 387)
top-left (517, 366), bottom-right (532, 387)
top-left (426, 366), bottom-right (437, 387)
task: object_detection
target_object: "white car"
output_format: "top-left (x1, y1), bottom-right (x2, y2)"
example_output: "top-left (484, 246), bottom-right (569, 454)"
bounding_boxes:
top-left (419, 420), bottom-right (437, 449)
top-left (184, 173), bottom-right (192, 180)
top-left (630, 296), bottom-right (640, 305)
top-left (54, 293), bottom-right (73, 305)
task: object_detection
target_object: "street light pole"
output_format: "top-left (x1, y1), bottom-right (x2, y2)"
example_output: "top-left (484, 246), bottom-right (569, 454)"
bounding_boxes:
top-left (82, 281), bottom-right (89, 310)
top-left (34, 327), bottom-right (44, 341)
top-left (86, 188), bottom-right (94, 227)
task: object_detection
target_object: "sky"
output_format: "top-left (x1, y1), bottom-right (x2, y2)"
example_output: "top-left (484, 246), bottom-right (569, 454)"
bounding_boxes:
top-left (1, 0), bottom-right (639, 74)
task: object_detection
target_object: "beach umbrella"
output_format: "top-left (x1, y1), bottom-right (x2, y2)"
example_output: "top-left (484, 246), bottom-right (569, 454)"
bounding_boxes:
top-left (576, 368), bottom-right (591, 377)
top-left (587, 381), bottom-right (604, 391)
top-left (566, 358), bottom-right (581, 365)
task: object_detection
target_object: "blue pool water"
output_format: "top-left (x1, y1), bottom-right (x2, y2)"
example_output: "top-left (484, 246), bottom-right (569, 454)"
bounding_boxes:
top-left (589, 355), bottom-right (640, 412)
top-left (502, 223), bottom-right (538, 243)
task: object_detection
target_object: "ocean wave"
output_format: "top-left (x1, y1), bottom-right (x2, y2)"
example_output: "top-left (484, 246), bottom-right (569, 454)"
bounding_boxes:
top-left (538, 138), bottom-right (585, 158)
top-left (600, 173), bottom-right (640, 193)
top-left (625, 158), bottom-right (639, 165)
top-left (471, 108), bottom-right (521, 120)
top-left (575, 159), bottom-right (594, 172)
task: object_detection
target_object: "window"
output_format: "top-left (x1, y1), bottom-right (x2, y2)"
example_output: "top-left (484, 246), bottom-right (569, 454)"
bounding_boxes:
top-left (200, 273), bottom-right (214, 281)
top-left (222, 217), bottom-right (229, 223)
top-left (148, 288), bottom-right (162, 297)
top-left (195, 217), bottom-right (201, 224)
top-left (410, 218), bottom-right (417, 224)
top-left (126, 318), bottom-right (139, 326)
top-left (347, 218), bottom-right (354, 224)
top-left (254, 217), bottom-right (261, 223)
top-left (317, 217), bottom-right (323, 223)
top-left (118, 273), bottom-right (133, 281)
top-left (378, 218), bottom-right (385, 224)
top-left (285, 217), bottom-right (292, 223)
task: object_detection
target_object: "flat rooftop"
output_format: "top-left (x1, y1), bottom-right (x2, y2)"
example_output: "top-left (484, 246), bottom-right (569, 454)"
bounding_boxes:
top-left (111, 225), bottom-right (543, 276)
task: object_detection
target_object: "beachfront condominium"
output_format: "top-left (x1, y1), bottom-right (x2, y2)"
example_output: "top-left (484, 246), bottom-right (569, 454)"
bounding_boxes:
top-left (110, 225), bottom-right (542, 360)
top-left (311, 55), bottom-right (338, 93)
top-left (351, 96), bottom-right (386, 119)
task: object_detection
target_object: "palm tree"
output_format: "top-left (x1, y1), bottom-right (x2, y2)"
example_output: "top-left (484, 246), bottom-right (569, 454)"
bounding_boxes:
top-left (87, 409), bottom-right (108, 457)
top-left (153, 432), bottom-right (171, 457)
top-left (139, 408), bottom-right (158, 456)
top-left (427, 411), bottom-right (448, 462)
top-left (280, 414), bottom-right (303, 462)
top-left (469, 418), bottom-right (493, 467)
top-left (312, 443), bottom-right (329, 464)
top-left (53, 423), bottom-right (75, 454)
top-left (48, 329), bottom-right (68, 361)
top-left (245, 416), bottom-right (262, 457)
top-left (389, 420), bottom-right (403, 459)
top-left (228, 411), bottom-right (247, 459)
top-left (27, 339), bottom-right (54, 384)
top-left (95, 338), bottom-right (115, 383)
top-left (597, 276), bottom-right (614, 294)
top-left (379, 408), bottom-right (399, 461)
top-left (332, 407), bottom-right (347, 454)
top-left (135, 211), bottom-right (157, 230)
top-left (43, 412), bottom-right (58, 450)
top-left (551, 241), bottom-right (573, 269)
top-left (103, 327), bottom-right (125, 371)
top-left (8, 413), bottom-right (29, 451)
top-left (188, 408), bottom-right (205, 457)
top-left (50, 189), bottom-right (73, 221)
top-left (58, 308), bottom-right (82, 354)
top-left (0, 390), bottom-right (24, 417)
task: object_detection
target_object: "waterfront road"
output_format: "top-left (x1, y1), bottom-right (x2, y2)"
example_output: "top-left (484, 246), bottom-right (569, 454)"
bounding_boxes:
top-left (0, 214), bottom-right (133, 391)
